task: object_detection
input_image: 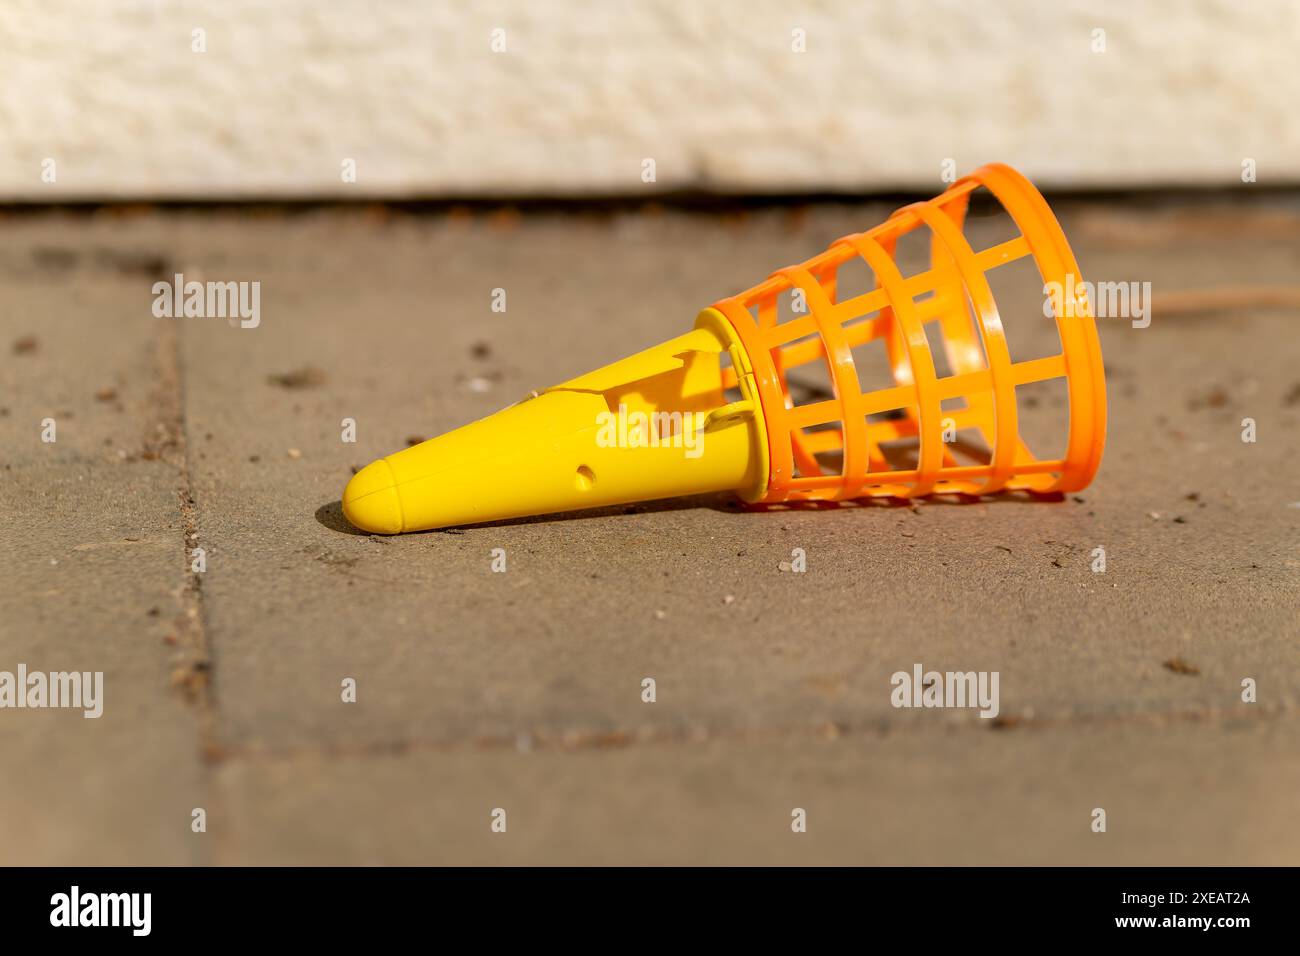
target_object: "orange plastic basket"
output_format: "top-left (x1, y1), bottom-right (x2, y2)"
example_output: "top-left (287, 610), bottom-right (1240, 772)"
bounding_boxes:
top-left (712, 163), bottom-right (1106, 503)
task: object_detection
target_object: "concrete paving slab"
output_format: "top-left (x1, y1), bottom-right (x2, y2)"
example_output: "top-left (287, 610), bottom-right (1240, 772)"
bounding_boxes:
top-left (0, 220), bottom-right (210, 863)
top-left (213, 714), bottom-right (1300, 865)
top-left (170, 203), bottom-right (1298, 753)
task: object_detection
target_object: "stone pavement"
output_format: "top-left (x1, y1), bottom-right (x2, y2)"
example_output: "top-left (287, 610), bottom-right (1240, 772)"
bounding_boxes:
top-left (1, 197), bottom-right (1297, 864)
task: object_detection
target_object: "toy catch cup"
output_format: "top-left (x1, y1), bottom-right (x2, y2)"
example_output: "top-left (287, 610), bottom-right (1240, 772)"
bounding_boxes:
top-left (342, 163), bottom-right (1106, 534)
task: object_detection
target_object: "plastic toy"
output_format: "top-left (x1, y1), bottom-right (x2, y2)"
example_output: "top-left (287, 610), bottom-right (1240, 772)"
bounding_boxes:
top-left (342, 163), bottom-right (1105, 534)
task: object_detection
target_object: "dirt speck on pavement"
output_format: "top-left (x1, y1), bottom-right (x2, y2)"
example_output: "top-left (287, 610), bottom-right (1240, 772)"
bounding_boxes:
top-left (267, 366), bottom-right (327, 389)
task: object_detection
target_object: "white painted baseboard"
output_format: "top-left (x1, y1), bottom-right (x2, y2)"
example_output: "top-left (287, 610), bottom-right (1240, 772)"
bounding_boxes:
top-left (1, 0), bottom-right (1294, 199)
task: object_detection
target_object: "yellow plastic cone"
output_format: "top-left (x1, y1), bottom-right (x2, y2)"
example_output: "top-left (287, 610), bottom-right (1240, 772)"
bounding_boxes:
top-left (343, 309), bottom-right (768, 533)
top-left (343, 163), bottom-right (1106, 533)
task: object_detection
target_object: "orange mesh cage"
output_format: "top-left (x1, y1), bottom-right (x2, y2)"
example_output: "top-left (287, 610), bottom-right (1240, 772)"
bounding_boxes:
top-left (711, 163), bottom-right (1106, 503)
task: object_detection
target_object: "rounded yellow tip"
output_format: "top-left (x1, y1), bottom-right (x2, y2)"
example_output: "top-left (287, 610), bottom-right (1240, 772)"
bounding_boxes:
top-left (342, 459), bottom-right (404, 534)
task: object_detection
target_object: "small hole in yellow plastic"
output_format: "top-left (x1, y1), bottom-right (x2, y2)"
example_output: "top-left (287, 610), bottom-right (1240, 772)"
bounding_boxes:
top-left (575, 465), bottom-right (596, 491)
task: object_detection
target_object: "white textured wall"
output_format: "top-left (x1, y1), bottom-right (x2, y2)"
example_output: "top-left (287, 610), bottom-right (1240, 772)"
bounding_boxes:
top-left (1, 0), bottom-right (1297, 200)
